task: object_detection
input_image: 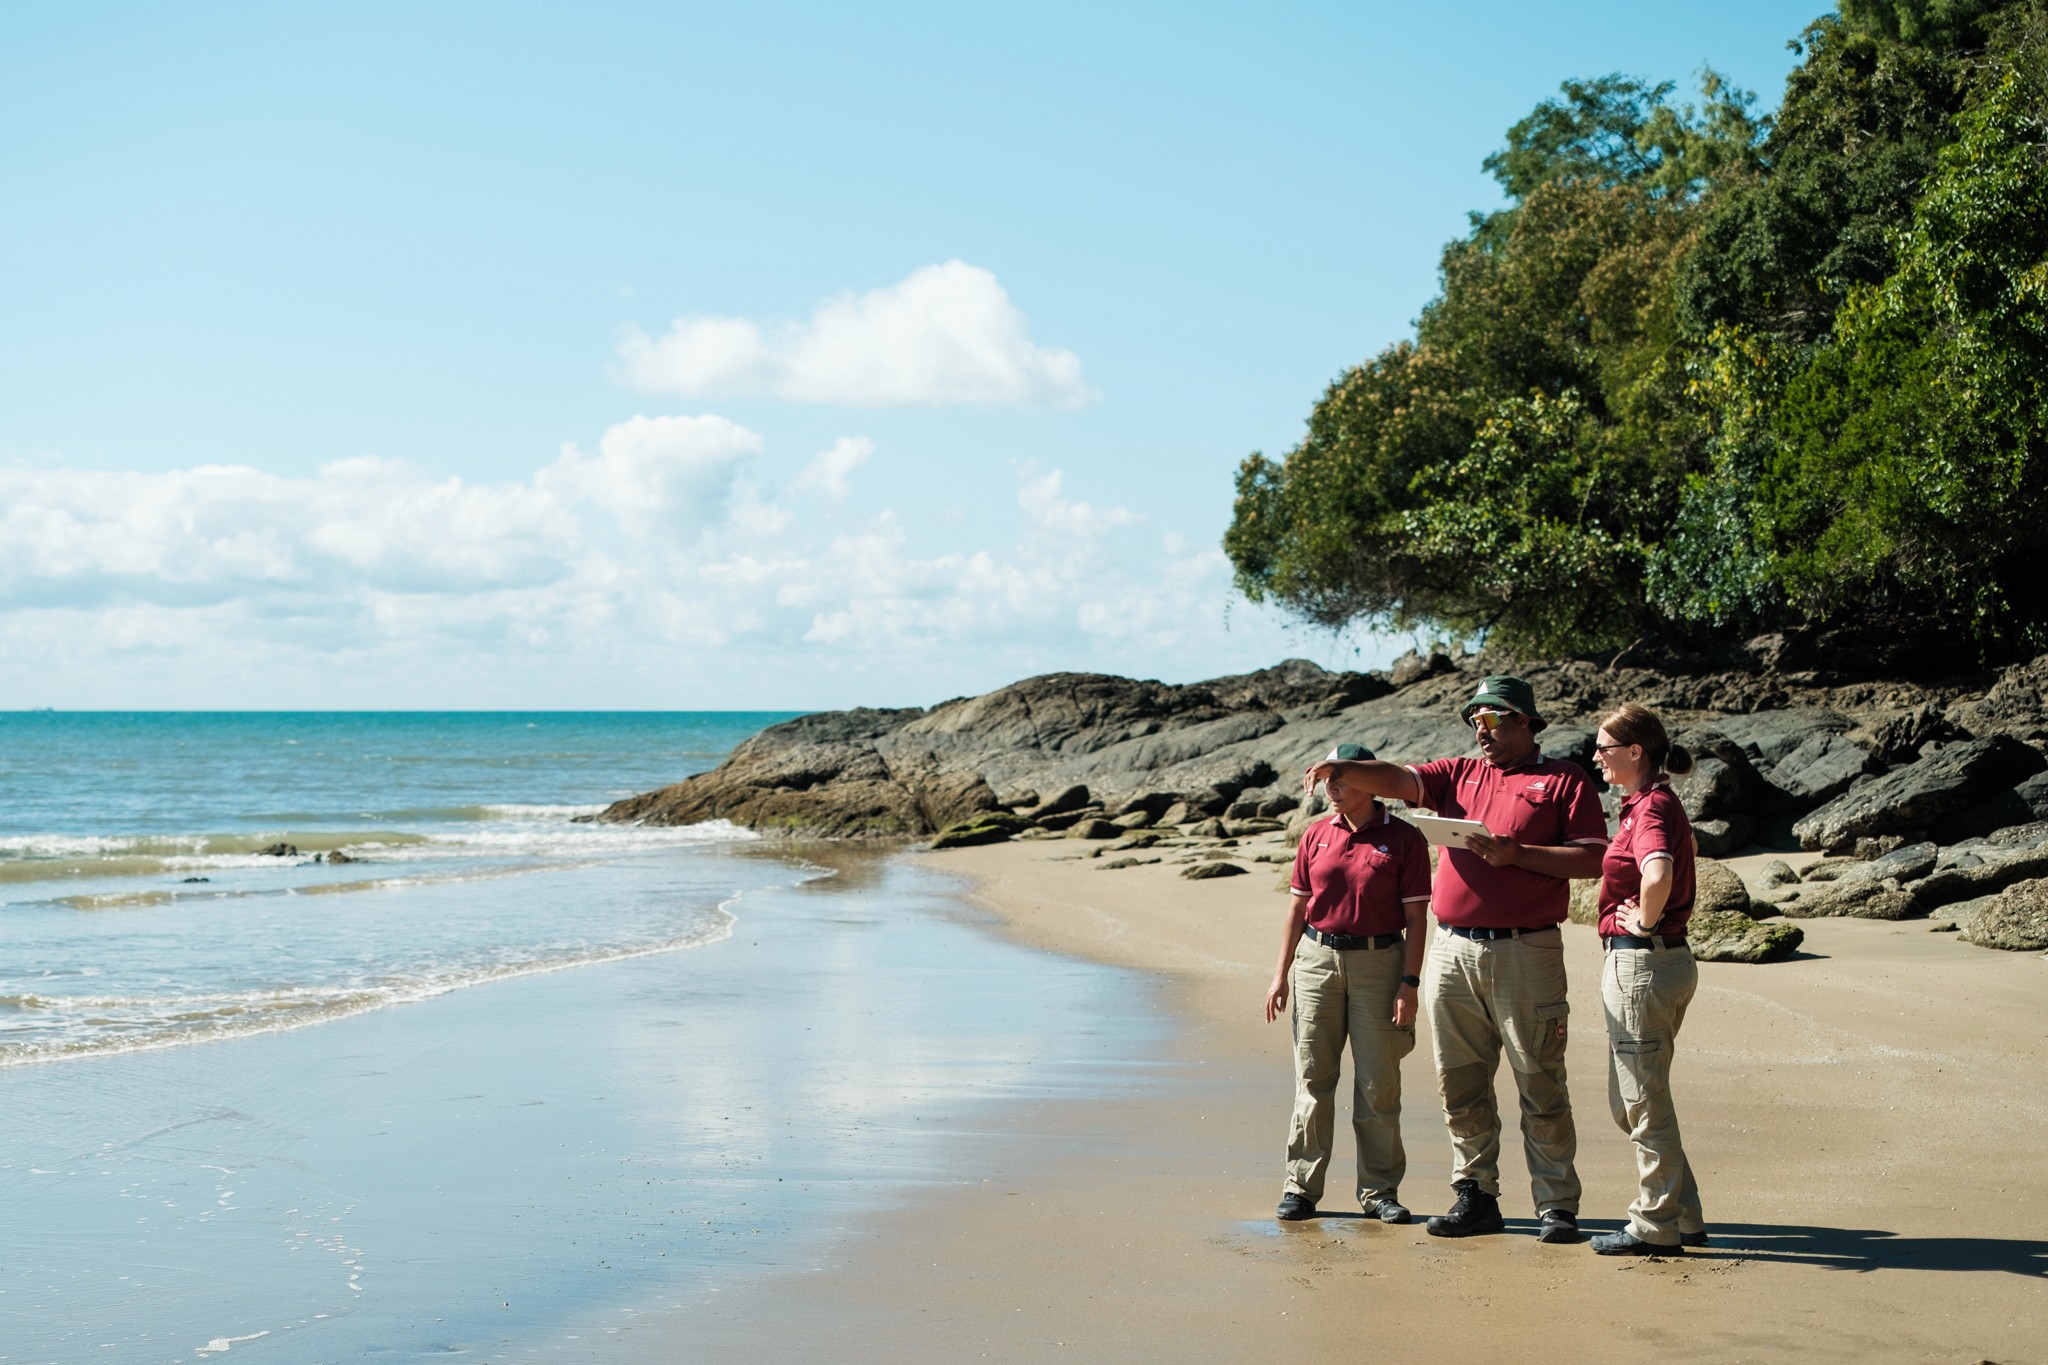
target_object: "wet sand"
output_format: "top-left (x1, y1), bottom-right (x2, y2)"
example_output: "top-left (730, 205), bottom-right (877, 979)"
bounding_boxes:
top-left (0, 852), bottom-right (1166, 1361)
top-left (644, 833), bottom-right (2048, 1363)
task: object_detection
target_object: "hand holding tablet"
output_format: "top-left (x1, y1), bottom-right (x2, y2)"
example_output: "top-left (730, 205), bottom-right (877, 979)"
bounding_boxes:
top-left (1405, 813), bottom-right (1493, 847)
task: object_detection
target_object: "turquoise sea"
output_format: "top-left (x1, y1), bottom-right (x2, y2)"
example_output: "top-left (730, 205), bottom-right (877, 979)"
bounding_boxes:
top-left (0, 712), bottom-right (793, 1064)
top-left (0, 714), bottom-right (1163, 1360)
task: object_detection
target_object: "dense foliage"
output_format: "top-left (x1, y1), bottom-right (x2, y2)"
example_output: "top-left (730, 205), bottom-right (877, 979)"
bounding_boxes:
top-left (1227, 1), bottom-right (2048, 663)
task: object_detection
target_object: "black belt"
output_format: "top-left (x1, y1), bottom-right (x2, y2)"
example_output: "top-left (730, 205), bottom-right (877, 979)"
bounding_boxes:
top-left (1603, 934), bottom-right (1689, 950)
top-left (1303, 926), bottom-right (1403, 951)
top-left (1444, 924), bottom-right (1555, 941)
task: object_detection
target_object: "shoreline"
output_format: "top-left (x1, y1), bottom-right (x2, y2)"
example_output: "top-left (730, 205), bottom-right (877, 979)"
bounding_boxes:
top-left (0, 846), bottom-right (1167, 1361)
top-left (629, 836), bottom-right (2048, 1362)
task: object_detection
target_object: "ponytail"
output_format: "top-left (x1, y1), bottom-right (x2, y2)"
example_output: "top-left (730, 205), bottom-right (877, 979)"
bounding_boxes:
top-left (1599, 703), bottom-right (1688, 778)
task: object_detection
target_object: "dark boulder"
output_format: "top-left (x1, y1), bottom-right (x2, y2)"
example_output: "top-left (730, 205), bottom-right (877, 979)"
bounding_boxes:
top-left (1673, 730), bottom-right (1769, 824)
top-left (1034, 806), bottom-right (1105, 832)
top-left (1791, 737), bottom-right (2047, 853)
top-left (1389, 650), bottom-right (1456, 688)
top-left (1258, 791), bottom-right (1301, 818)
top-left (1949, 655), bottom-right (2048, 746)
top-left (1034, 784), bottom-right (1094, 818)
top-left (1901, 841), bottom-right (2048, 917)
top-left (929, 813), bottom-right (1029, 850)
top-left (1692, 818), bottom-right (1755, 859)
top-left (1965, 878), bottom-right (2048, 951)
top-left (1864, 703), bottom-right (1960, 766)
top-left (1695, 860), bottom-right (1755, 919)
top-left (1226, 789), bottom-right (1274, 820)
top-left (1929, 771), bottom-right (2048, 844)
top-left (1764, 732), bottom-right (1882, 810)
top-left (1114, 790), bottom-right (1181, 818)
top-left (1757, 859), bottom-right (1799, 889)
top-left (1181, 861), bottom-right (1248, 880)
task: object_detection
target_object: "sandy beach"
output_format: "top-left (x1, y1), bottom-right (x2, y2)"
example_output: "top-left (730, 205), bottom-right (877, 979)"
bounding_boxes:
top-left (0, 847), bottom-right (1167, 1362)
top-left (649, 832), bottom-right (2048, 1364)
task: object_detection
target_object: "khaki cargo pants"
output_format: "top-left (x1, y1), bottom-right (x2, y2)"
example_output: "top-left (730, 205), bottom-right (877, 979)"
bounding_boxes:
top-left (1425, 924), bottom-right (1581, 1213)
top-left (1601, 941), bottom-right (1704, 1245)
top-left (1285, 935), bottom-right (1416, 1205)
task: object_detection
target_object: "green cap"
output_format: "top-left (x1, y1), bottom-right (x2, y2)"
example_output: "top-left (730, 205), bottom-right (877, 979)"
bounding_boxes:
top-left (1460, 675), bottom-right (1547, 733)
top-left (1320, 742), bottom-right (1375, 764)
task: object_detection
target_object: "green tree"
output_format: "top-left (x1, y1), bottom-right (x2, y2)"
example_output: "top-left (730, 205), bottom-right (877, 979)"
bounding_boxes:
top-left (1230, 73), bottom-right (1759, 654)
top-left (1765, 10), bottom-right (2048, 646)
top-left (1231, 4), bottom-right (2048, 662)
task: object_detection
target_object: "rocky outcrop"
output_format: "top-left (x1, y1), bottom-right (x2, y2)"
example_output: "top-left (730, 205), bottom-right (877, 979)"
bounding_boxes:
top-left (1790, 737), bottom-right (2045, 854)
top-left (590, 653), bottom-right (2048, 946)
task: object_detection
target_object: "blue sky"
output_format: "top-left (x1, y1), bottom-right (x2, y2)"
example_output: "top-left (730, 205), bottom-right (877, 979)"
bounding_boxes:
top-left (0, 1), bottom-right (1824, 708)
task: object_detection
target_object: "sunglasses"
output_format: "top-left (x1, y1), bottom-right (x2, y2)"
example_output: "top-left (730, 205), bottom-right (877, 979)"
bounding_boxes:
top-left (1469, 708), bottom-right (1519, 732)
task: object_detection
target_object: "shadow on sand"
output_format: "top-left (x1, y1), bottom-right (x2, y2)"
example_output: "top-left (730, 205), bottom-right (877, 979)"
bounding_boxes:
top-left (1267, 1213), bottom-right (2047, 1276)
top-left (1501, 1218), bottom-right (2048, 1275)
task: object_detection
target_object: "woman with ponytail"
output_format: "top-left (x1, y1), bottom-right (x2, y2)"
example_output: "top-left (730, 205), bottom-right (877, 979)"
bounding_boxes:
top-left (1587, 703), bottom-right (1707, 1256)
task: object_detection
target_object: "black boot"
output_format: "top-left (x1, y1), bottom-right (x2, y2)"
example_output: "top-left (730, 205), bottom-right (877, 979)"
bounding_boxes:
top-left (1425, 1179), bottom-right (1504, 1238)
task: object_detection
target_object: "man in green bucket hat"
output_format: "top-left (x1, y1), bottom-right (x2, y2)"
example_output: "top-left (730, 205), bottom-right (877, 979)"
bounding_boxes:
top-left (1303, 674), bottom-right (1607, 1244)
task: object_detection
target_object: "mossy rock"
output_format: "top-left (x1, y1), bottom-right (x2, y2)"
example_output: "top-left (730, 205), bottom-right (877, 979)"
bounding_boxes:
top-left (1568, 878), bottom-right (1601, 927)
top-left (929, 813), bottom-right (1029, 849)
top-left (1689, 909), bottom-right (1804, 963)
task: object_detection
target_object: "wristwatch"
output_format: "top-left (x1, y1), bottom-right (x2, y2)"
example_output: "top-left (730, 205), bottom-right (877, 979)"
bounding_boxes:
top-left (1399, 974), bottom-right (1421, 988)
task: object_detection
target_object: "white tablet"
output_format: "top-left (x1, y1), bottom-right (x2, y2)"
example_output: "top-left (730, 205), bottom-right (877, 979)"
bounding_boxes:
top-left (1407, 813), bottom-right (1492, 847)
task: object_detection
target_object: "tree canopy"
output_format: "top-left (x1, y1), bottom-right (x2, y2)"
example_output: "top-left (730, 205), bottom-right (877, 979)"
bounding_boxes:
top-left (1227, 1), bottom-right (2048, 665)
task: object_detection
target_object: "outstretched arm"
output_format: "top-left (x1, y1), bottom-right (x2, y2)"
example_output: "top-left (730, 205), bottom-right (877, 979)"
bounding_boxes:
top-left (1302, 759), bottom-right (1421, 806)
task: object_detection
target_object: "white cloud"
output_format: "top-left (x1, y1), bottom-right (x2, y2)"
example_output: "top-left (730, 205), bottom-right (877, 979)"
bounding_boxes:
top-left (0, 428), bottom-right (1344, 707)
top-left (540, 413), bottom-right (761, 537)
top-left (794, 436), bottom-right (873, 500)
top-left (615, 261), bottom-right (1096, 408)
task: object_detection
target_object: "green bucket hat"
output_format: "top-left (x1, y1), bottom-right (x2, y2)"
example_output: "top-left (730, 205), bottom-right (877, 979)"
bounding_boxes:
top-left (1460, 675), bottom-right (1547, 733)
top-left (1319, 742), bottom-right (1376, 765)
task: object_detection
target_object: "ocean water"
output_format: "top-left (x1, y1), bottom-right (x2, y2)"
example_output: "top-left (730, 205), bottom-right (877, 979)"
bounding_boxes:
top-left (0, 714), bottom-right (1167, 1360)
top-left (0, 712), bottom-right (793, 1064)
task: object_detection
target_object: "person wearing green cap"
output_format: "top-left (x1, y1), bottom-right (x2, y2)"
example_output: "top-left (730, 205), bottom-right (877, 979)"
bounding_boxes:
top-left (1266, 742), bottom-right (1432, 1223)
top-left (1301, 675), bottom-right (1607, 1243)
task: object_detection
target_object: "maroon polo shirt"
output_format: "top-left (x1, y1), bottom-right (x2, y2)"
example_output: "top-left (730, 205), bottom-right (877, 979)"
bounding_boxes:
top-left (1289, 804), bottom-right (1432, 938)
top-left (1598, 781), bottom-right (1697, 936)
top-left (1408, 752), bottom-right (1608, 929)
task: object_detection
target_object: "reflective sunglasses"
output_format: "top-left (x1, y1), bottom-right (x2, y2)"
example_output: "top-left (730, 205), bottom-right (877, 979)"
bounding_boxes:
top-left (1469, 707), bottom-right (1517, 732)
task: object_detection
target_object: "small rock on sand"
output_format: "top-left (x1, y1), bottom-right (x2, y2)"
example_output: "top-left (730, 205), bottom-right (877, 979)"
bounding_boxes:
top-left (1181, 861), bottom-right (1248, 880)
